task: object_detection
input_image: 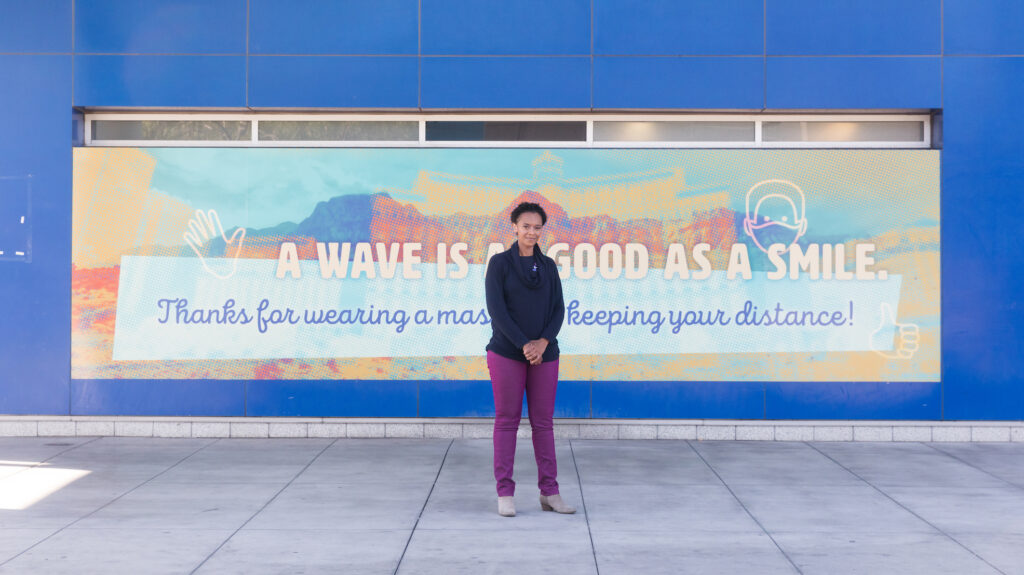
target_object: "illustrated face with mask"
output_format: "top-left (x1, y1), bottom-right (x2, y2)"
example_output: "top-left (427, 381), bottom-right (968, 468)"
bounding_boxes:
top-left (742, 179), bottom-right (808, 253)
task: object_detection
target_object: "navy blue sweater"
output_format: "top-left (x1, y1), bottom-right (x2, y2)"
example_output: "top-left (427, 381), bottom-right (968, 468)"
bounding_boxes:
top-left (485, 243), bottom-right (565, 363)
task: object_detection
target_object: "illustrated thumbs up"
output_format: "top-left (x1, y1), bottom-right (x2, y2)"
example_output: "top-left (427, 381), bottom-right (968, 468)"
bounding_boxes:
top-left (869, 303), bottom-right (920, 360)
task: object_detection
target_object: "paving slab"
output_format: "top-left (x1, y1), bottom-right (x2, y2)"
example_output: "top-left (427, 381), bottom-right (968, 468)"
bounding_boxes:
top-left (692, 440), bottom-right (863, 486)
top-left (591, 530), bottom-right (797, 575)
top-left (813, 441), bottom-right (1010, 488)
top-left (0, 463), bottom-right (29, 481)
top-left (0, 475), bottom-right (144, 529)
top-left (195, 529), bottom-right (409, 575)
top-left (728, 483), bottom-right (935, 534)
top-left (952, 532), bottom-right (1024, 575)
top-left (880, 486), bottom-right (1024, 535)
top-left (583, 484), bottom-right (760, 533)
top-left (927, 443), bottom-right (1024, 489)
top-left (245, 482), bottom-right (432, 531)
top-left (0, 438), bottom-right (1020, 574)
top-left (0, 529), bottom-right (56, 564)
top-left (771, 531), bottom-right (1003, 575)
top-left (153, 438), bottom-right (330, 484)
top-left (74, 481), bottom-right (284, 530)
top-left (0, 437), bottom-right (95, 464)
top-left (44, 438), bottom-right (212, 483)
top-left (398, 528), bottom-right (596, 575)
top-left (571, 439), bottom-right (720, 486)
top-left (0, 528), bottom-right (233, 575)
top-left (295, 438), bottom-right (449, 485)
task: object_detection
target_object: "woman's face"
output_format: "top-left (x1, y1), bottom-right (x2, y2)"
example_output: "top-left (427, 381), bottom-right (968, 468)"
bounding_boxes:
top-left (513, 211), bottom-right (544, 249)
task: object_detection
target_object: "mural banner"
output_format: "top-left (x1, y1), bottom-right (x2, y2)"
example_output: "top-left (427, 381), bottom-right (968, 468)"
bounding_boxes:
top-left (72, 148), bottom-right (939, 381)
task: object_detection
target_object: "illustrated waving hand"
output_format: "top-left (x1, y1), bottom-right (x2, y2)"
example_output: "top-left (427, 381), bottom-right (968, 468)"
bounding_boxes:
top-left (183, 209), bottom-right (246, 280)
top-left (869, 303), bottom-right (920, 360)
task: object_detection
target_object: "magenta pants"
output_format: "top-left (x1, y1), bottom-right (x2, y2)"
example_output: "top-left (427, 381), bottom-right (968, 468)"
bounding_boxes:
top-left (487, 350), bottom-right (560, 497)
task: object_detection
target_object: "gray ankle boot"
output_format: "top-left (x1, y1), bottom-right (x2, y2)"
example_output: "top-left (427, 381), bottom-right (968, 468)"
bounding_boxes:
top-left (498, 496), bottom-right (515, 517)
top-left (539, 493), bottom-right (576, 514)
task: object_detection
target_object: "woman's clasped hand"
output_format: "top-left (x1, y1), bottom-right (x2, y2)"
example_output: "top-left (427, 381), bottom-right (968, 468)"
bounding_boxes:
top-left (522, 338), bottom-right (548, 365)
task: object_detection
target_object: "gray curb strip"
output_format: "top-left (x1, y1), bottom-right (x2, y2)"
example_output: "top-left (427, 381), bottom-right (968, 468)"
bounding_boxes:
top-left (1, 416), bottom-right (1022, 442)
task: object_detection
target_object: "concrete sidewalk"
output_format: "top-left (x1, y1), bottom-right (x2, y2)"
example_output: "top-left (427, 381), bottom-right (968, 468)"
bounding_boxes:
top-left (1, 437), bottom-right (1022, 574)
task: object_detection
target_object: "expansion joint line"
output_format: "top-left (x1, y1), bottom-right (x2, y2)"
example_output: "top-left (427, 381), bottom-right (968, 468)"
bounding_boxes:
top-left (570, 439), bottom-right (601, 575)
top-left (393, 438), bottom-right (455, 575)
top-left (0, 436), bottom-right (101, 485)
top-left (806, 442), bottom-right (1008, 575)
top-left (686, 440), bottom-right (804, 574)
top-left (1, 437), bottom-right (217, 568)
top-left (925, 443), bottom-right (1024, 491)
top-left (190, 438), bottom-right (339, 575)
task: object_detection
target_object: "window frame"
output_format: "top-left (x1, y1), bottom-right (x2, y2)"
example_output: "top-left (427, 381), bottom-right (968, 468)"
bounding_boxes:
top-left (83, 112), bottom-right (933, 149)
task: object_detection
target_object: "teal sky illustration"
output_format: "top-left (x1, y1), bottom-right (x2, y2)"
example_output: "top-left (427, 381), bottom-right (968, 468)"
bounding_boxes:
top-left (147, 148), bottom-right (938, 236)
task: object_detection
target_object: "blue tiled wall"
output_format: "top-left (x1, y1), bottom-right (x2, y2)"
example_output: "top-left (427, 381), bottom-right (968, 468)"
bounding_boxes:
top-left (1, 0), bottom-right (1021, 420)
top-left (766, 0), bottom-right (940, 56)
top-left (422, 0), bottom-right (590, 55)
top-left (766, 57), bottom-right (941, 109)
top-left (0, 52), bottom-right (72, 415)
top-left (250, 0), bottom-right (418, 55)
top-left (74, 0), bottom-right (247, 54)
top-left (249, 56), bottom-right (418, 108)
top-left (595, 0), bottom-right (763, 56)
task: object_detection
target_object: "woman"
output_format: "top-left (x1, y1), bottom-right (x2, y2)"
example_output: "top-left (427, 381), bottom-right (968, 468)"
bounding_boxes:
top-left (485, 201), bottom-right (575, 517)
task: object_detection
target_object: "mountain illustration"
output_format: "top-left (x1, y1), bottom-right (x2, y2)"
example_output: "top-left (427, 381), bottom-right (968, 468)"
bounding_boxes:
top-left (124, 189), bottom-right (773, 270)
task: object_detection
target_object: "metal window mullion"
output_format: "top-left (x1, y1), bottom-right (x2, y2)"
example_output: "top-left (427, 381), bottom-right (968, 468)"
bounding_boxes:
top-left (251, 119), bottom-right (259, 143)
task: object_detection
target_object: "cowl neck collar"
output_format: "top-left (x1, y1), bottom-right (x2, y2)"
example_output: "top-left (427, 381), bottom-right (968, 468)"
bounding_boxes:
top-left (507, 241), bottom-right (544, 290)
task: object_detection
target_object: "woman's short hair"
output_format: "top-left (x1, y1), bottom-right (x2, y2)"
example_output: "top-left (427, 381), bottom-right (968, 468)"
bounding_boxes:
top-left (510, 201), bottom-right (547, 226)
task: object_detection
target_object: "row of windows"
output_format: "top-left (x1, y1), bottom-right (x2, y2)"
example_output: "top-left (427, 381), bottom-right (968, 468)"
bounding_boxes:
top-left (85, 115), bottom-right (933, 148)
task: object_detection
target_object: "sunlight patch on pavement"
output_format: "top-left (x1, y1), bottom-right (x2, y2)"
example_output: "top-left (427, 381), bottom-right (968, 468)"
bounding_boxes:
top-left (0, 464), bottom-right (91, 510)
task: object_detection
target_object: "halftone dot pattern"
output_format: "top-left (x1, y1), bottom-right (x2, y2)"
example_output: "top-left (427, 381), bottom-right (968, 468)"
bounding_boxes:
top-left (72, 148), bottom-right (940, 382)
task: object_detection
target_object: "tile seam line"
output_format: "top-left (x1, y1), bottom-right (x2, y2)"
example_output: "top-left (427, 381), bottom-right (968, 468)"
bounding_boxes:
top-left (74, 52), bottom-right (248, 56)
top-left (940, 0), bottom-right (944, 111)
top-left (593, 54), bottom-right (764, 58)
top-left (589, 0), bottom-right (594, 110)
top-left (417, 0), bottom-right (422, 110)
top-left (925, 443), bottom-right (1024, 491)
top-left (763, 0), bottom-right (766, 110)
top-left (805, 442), bottom-right (1009, 575)
top-left (65, 53), bottom-right (1024, 57)
top-left (393, 438), bottom-right (455, 575)
top-left (245, 0), bottom-right (249, 110)
top-left (189, 438), bottom-right (339, 574)
top-left (685, 440), bottom-right (804, 574)
top-left (0, 436), bottom-right (102, 485)
top-left (766, 54), bottom-right (943, 58)
top-left (11, 53), bottom-right (1024, 58)
top-left (69, 53), bottom-right (595, 57)
top-left (569, 439), bottom-right (600, 574)
top-left (0, 437), bottom-right (219, 569)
